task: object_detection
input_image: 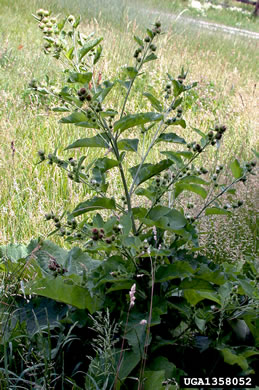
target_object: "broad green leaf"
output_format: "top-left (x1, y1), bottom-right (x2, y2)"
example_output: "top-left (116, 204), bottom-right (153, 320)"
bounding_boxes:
top-left (134, 35), bottom-right (144, 47)
top-left (94, 157), bottom-right (119, 172)
top-left (230, 159), bottom-right (243, 179)
top-left (184, 290), bottom-right (221, 306)
top-left (100, 109), bottom-right (118, 118)
top-left (170, 119), bottom-right (187, 128)
top-left (71, 197), bottom-right (116, 217)
top-left (93, 80), bottom-right (114, 103)
top-left (219, 348), bottom-right (249, 371)
top-left (60, 112), bottom-right (87, 124)
top-left (160, 151), bottom-right (183, 166)
top-left (148, 357), bottom-right (177, 380)
top-left (175, 151), bottom-right (193, 159)
top-left (156, 261), bottom-right (194, 282)
top-left (143, 53), bottom-right (157, 63)
top-left (117, 138), bottom-right (139, 152)
top-left (120, 213), bottom-right (132, 236)
top-left (67, 72), bottom-right (92, 84)
top-left (114, 112), bottom-right (163, 133)
top-left (135, 187), bottom-right (156, 201)
top-left (132, 207), bottom-right (148, 218)
top-left (156, 133), bottom-right (186, 144)
top-left (141, 206), bottom-right (186, 231)
top-left (205, 207), bottom-right (230, 216)
top-left (178, 176), bottom-right (210, 185)
top-left (0, 243), bottom-right (29, 261)
top-left (79, 37), bottom-right (103, 60)
top-left (143, 92), bottom-right (163, 112)
top-left (125, 66), bottom-right (138, 79)
top-left (65, 134), bottom-right (109, 150)
top-left (26, 276), bottom-right (102, 313)
top-left (143, 370), bottom-right (165, 390)
top-left (129, 159), bottom-right (173, 186)
top-left (175, 183), bottom-right (208, 199)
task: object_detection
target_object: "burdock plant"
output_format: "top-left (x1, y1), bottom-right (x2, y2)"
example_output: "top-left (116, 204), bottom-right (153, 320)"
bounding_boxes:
top-left (29, 9), bottom-right (258, 389)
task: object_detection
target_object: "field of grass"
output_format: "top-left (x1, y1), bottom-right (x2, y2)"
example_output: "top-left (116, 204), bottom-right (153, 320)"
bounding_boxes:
top-left (0, 0), bottom-right (258, 263)
top-left (139, 0), bottom-right (259, 32)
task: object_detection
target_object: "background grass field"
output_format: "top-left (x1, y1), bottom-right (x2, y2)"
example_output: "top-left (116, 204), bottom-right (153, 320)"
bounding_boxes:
top-left (0, 0), bottom-right (258, 262)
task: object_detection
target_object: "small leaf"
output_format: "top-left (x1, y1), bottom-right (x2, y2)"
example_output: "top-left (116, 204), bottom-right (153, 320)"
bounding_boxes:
top-left (125, 67), bottom-right (138, 79)
top-left (71, 197), bottom-right (116, 217)
top-left (129, 159), bottom-right (173, 186)
top-left (60, 112), bottom-right (87, 124)
top-left (65, 47), bottom-right (74, 60)
top-left (230, 159), bottom-right (243, 179)
top-left (67, 72), bottom-right (92, 84)
top-left (52, 107), bottom-right (70, 112)
top-left (134, 35), bottom-right (144, 47)
top-left (94, 157), bottom-right (119, 172)
top-left (114, 112), bottom-right (163, 133)
top-left (143, 53), bottom-right (157, 63)
top-left (143, 92), bottom-right (163, 112)
top-left (178, 176), bottom-right (210, 185)
top-left (117, 138), bottom-right (139, 152)
top-left (175, 183), bottom-right (208, 199)
top-left (191, 126), bottom-right (206, 138)
top-left (135, 188), bottom-right (156, 201)
top-left (205, 207), bottom-right (230, 216)
top-left (156, 133), bottom-right (186, 144)
top-left (94, 45), bottom-right (102, 64)
top-left (160, 151), bottom-right (183, 167)
top-left (65, 134), bottom-right (109, 150)
top-left (79, 37), bottom-right (103, 61)
top-left (93, 80), bottom-right (114, 103)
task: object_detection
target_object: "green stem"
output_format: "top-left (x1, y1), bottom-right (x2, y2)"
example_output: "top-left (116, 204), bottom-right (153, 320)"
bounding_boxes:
top-left (195, 176), bottom-right (242, 220)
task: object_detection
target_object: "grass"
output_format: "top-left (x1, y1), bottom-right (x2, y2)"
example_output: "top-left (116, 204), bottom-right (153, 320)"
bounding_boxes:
top-left (138, 0), bottom-right (259, 32)
top-left (0, 0), bottom-right (258, 264)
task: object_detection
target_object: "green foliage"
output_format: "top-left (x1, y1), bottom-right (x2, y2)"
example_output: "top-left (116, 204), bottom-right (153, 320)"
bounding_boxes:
top-left (0, 8), bottom-right (258, 390)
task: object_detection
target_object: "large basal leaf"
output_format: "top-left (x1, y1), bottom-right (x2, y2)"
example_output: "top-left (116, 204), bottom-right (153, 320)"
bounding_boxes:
top-left (79, 37), bottom-right (103, 61)
top-left (156, 132), bottom-right (186, 144)
top-left (0, 244), bottom-right (29, 261)
top-left (205, 207), bottom-right (230, 216)
top-left (184, 290), bottom-right (221, 306)
top-left (117, 138), bottom-right (139, 152)
top-left (114, 112), bottom-right (163, 133)
top-left (27, 276), bottom-right (102, 313)
top-left (175, 183), bottom-right (208, 199)
top-left (129, 159), bottom-right (173, 186)
top-left (67, 72), bottom-right (92, 84)
top-left (65, 134), bottom-right (110, 150)
top-left (142, 370), bottom-right (165, 390)
top-left (143, 92), bottom-right (163, 112)
top-left (71, 196), bottom-right (116, 217)
top-left (218, 348), bottom-right (253, 371)
top-left (230, 159), bottom-right (243, 179)
top-left (156, 261), bottom-right (194, 282)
